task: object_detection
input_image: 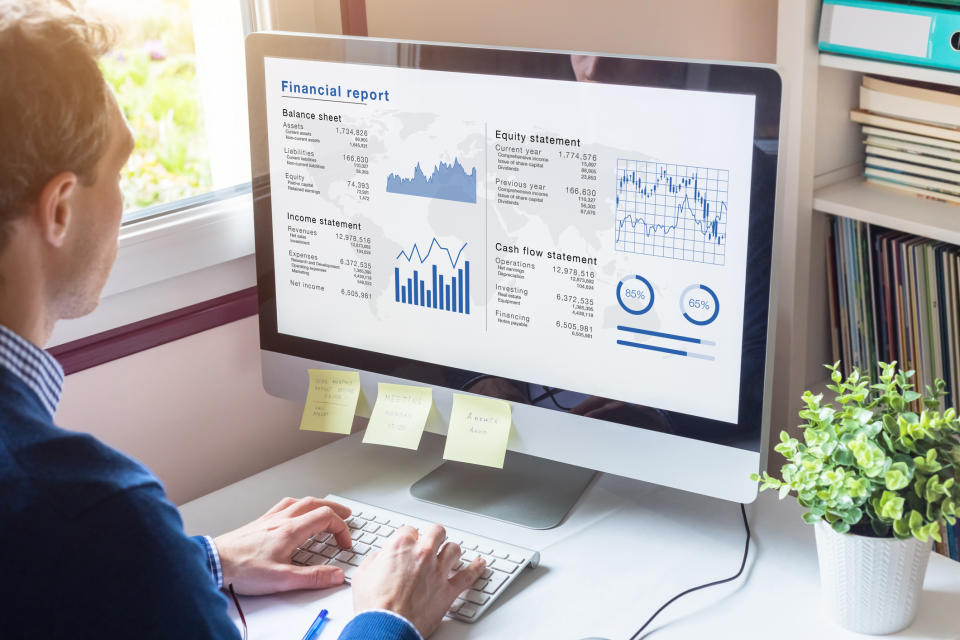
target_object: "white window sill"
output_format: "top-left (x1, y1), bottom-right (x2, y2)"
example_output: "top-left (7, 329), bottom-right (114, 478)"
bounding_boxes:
top-left (47, 193), bottom-right (256, 348)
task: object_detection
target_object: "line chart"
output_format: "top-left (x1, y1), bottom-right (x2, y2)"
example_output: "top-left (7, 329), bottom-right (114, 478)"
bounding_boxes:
top-left (614, 159), bottom-right (729, 265)
top-left (396, 237), bottom-right (468, 269)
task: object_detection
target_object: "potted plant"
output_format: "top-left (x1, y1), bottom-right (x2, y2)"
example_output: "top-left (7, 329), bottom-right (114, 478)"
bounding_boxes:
top-left (752, 362), bottom-right (960, 635)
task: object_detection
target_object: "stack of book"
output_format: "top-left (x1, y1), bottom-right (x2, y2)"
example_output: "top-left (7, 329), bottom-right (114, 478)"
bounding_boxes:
top-left (826, 216), bottom-right (960, 558)
top-left (851, 75), bottom-right (960, 205)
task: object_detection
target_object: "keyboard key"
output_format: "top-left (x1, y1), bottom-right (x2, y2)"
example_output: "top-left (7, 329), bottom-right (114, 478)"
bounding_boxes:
top-left (347, 554), bottom-right (363, 566)
top-left (505, 554), bottom-right (523, 564)
top-left (379, 527), bottom-right (395, 538)
top-left (476, 546), bottom-right (493, 555)
top-left (292, 550), bottom-right (312, 564)
top-left (483, 573), bottom-right (508, 594)
top-left (360, 513), bottom-right (376, 521)
top-left (352, 542), bottom-right (371, 555)
top-left (471, 578), bottom-right (489, 591)
top-left (350, 529), bottom-right (365, 540)
top-left (491, 559), bottom-right (516, 573)
top-left (374, 515), bottom-right (391, 525)
top-left (305, 554), bottom-right (327, 566)
top-left (448, 600), bottom-right (462, 614)
top-left (481, 568), bottom-right (493, 579)
top-left (320, 546), bottom-right (338, 559)
top-left (492, 550), bottom-right (509, 559)
top-left (461, 551), bottom-right (479, 562)
top-left (335, 550), bottom-right (354, 563)
top-left (462, 542), bottom-right (478, 551)
top-left (308, 542), bottom-right (325, 554)
top-left (458, 603), bottom-right (478, 619)
top-left (360, 533), bottom-right (378, 545)
top-left (464, 589), bottom-right (489, 605)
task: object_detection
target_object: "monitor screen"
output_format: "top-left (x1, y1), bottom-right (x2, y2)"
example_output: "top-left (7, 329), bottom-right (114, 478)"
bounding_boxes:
top-left (250, 36), bottom-right (780, 454)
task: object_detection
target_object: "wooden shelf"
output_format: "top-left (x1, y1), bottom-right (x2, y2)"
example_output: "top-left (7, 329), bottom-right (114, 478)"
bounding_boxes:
top-left (819, 53), bottom-right (960, 88)
top-left (813, 176), bottom-right (960, 245)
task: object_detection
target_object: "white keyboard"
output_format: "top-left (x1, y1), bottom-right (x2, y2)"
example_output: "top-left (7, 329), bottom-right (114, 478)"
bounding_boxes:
top-left (290, 494), bottom-right (539, 622)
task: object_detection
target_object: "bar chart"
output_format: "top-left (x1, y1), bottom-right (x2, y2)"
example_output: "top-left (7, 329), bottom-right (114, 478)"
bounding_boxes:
top-left (394, 238), bottom-right (471, 315)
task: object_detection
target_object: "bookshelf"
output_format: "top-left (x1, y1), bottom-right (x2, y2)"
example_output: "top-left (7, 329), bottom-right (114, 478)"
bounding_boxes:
top-left (819, 52), bottom-right (960, 88)
top-left (774, 1), bottom-right (960, 429)
top-left (813, 177), bottom-right (960, 245)
top-left (777, 1), bottom-right (960, 560)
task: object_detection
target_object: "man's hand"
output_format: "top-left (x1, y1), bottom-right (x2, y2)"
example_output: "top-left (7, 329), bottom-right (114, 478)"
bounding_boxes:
top-left (214, 497), bottom-right (353, 595)
top-left (351, 524), bottom-right (486, 638)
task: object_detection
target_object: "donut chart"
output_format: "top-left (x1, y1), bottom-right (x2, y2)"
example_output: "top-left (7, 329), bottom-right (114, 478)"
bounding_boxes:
top-left (681, 284), bottom-right (719, 326)
top-left (616, 275), bottom-right (654, 315)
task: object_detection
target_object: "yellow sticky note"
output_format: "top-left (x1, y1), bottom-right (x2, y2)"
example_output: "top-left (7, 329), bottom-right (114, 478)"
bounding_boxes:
top-left (299, 369), bottom-right (361, 434)
top-left (442, 393), bottom-right (512, 469)
top-left (362, 383), bottom-right (432, 450)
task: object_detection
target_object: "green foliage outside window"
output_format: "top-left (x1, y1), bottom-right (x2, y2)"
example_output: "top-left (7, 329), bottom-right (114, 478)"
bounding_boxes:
top-left (84, 0), bottom-right (212, 212)
top-left (100, 51), bottom-right (212, 211)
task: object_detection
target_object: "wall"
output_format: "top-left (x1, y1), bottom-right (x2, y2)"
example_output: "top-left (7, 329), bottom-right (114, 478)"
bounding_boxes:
top-left (365, 0), bottom-right (777, 62)
top-left (56, 316), bottom-right (341, 505)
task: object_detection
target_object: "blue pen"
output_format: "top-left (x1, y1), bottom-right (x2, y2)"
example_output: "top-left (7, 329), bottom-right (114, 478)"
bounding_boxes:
top-left (301, 609), bottom-right (329, 640)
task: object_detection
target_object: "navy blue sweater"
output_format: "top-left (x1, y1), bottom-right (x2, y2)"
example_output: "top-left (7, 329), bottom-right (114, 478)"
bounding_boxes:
top-left (0, 365), bottom-right (240, 638)
top-left (0, 363), bottom-right (420, 640)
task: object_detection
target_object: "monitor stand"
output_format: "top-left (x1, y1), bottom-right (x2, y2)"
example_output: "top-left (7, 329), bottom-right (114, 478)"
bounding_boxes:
top-left (410, 451), bottom-right (597, 529)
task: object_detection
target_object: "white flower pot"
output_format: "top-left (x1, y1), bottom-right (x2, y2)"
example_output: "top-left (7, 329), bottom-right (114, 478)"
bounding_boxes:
top-left (814, 520), bottom-right (931, 635)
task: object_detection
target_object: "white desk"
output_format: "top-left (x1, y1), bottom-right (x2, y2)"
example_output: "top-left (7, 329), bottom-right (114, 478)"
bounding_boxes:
top-left (180, 432), bottom-right (960, 639)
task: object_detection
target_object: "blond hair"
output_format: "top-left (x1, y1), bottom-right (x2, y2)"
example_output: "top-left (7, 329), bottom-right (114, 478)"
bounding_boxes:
top-left (0, 1), bottom-right (115, 246)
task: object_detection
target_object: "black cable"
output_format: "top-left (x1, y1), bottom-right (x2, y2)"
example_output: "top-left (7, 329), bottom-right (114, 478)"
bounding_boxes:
top-left (228, 583), bottom-right (248, 640)
top-left (628, 503), bottom-right (751, 640)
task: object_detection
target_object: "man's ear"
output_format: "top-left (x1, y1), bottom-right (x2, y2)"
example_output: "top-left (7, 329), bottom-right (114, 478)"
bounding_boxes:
top-left (33, 172), bottom-right (78, 248)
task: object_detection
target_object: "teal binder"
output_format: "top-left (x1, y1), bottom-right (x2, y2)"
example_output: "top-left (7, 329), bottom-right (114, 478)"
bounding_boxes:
top-left (820, 0), bottom-right (960, 72)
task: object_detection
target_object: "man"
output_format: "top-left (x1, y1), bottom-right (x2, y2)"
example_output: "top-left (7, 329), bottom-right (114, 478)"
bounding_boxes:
top-left (0, 2), bottom-right (485, 638)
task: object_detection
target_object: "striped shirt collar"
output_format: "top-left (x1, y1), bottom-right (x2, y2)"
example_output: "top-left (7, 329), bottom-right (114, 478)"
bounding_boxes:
top-left (0, 324), bottom-right (64, 418)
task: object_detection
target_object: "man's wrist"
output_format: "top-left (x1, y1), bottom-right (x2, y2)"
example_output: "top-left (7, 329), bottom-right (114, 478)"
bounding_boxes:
top-left (199, 535), bottom-right (224, 589)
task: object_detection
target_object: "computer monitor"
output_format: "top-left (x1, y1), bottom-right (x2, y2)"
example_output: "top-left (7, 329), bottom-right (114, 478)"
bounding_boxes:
top-left (246, 33), bottom-right (781, 526)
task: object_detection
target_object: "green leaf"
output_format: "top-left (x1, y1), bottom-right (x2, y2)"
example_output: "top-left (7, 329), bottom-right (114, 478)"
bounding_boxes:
top-left (884, 462), bottom-right (912, 491)
top-left (831, 519), bottom-right (851, 534)
top-left (802, 512), bottom-right (820, 524)
top-left (877, 491), bottom-right (905, 521)
top-left (778, 484), bottom-right (791, 500)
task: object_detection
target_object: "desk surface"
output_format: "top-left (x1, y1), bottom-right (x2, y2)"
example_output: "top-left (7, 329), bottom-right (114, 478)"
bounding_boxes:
top-left (180, 432), bottom-right (960, 639)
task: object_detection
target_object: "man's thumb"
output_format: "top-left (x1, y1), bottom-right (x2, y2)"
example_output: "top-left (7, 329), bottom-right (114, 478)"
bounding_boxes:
top-left (288, 564), bottom-right (345, 590)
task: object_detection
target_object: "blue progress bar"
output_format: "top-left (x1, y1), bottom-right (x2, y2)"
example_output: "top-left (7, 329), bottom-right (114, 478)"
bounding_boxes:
top-left (617, 340), bottom-right (688, 356)
top-left (617, 326), bottom-right (715, 345)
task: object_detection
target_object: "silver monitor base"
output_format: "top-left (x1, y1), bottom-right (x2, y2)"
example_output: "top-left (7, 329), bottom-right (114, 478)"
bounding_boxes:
top-left (410, 452), bottom-right (597, 530)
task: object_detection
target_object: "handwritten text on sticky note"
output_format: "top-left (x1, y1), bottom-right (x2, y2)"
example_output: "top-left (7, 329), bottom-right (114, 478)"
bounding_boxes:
top-left (442, 393), bottom-right (512, 469)
top-left (299, 369), bottom-right (361, 434)
top-left (362, 383), bottom-right (432, 450)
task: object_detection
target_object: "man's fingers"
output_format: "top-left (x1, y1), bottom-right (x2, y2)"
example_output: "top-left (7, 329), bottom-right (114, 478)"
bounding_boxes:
top-left (283, 564), bottom-right (346, 591)
top-left (420, 524), bottom-right (446, 555)
top-left (391, 525), bottom-right (419, 550)
top-left (437, 541), bottom-right (462, 573)
top-left (261, 496), bottom-right (298, 517)
top-left (292, 506), bottom-right (352, 549)
top-left (449, 557), bottom-right (486, 593)
top-left (281, 497), bottom-right (351, 519)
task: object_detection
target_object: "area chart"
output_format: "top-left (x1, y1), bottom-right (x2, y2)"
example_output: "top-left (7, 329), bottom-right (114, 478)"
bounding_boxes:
top-left (386, 158), bottom-right (477, 204)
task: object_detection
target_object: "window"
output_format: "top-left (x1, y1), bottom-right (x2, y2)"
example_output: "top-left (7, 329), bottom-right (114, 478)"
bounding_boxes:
top-left (79, 0), bottom-right (251, 223)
